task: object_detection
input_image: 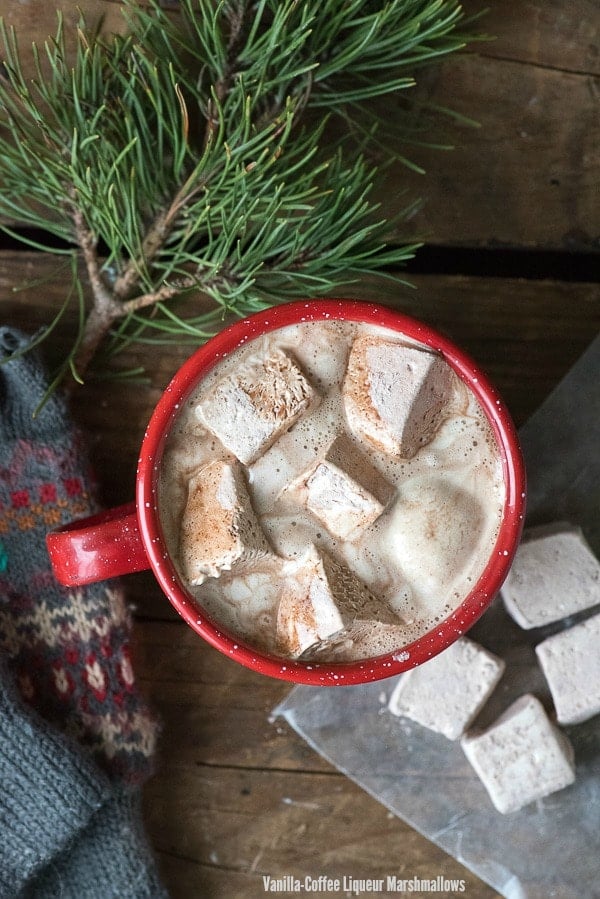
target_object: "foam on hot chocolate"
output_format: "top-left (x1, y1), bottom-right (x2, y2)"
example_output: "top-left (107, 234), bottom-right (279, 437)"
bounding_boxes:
top-left (158, 320), bottom-right (506, 662)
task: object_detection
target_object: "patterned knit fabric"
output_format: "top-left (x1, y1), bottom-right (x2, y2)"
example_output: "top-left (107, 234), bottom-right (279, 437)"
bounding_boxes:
top-left (0, 657), bottom-right (167, 898)
top-left (0, 327), bottom-right (158, 784)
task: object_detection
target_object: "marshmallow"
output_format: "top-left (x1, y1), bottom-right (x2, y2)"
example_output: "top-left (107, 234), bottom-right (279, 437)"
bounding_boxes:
top-left (287, 434), bottom-right (395, 540)
top-left (179, 459), bottom-right (272, 585)
top-left (276, 547), bottom-right (400, 657)
top-left (461, 694), bottom-right (576, 814)
top-left (536, 611), bottom-right (600, 725)
top-left (196, 349), bottom-right (316, 464)
top-left (388, 637), bottom-right (505, 740)
top-left (502, 523), bottom-right (600, 629)
top-left (343, 336), bottom-right (454, 458)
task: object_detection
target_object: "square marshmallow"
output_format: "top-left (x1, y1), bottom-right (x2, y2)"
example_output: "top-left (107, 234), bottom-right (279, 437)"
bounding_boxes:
top-left (536, 610), bottom-right (600, 725)
top-left (388, 637), bottom-right (505, 740)
top-left (289, 434), bottom-right (395, 540)
top-left (196, 350), bottom-right (316, 465)
top-left (461, 694), bottom-right (575, 814)
top-left (179, 459), bottom-right (272, 585)
top-left (276, 546), bottom-right (399, 657)
top-left (343, 336), bottom-right (454, 458)
top-left (502, 523), bottom-right (600, 629)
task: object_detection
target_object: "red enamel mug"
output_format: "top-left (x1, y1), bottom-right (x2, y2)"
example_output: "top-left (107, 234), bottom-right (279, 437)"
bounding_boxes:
top-left (47, 300), bottom-right (526, 685)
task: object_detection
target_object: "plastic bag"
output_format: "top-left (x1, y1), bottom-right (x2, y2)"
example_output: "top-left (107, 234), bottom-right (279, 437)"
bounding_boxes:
top-left (274, 333), bottom-right (600, 899)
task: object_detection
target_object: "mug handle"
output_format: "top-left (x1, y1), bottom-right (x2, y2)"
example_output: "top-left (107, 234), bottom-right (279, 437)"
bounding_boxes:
top-left (46, 502), bottom-right (150, 586)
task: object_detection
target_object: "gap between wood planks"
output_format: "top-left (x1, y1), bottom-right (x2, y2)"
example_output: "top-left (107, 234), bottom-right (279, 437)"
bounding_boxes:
top-left (1, 227), bottom-right (598, 284)
top-left (466, 50), bottom-right (600, 81)
top-left (404, 245), bottom-right (600, 283)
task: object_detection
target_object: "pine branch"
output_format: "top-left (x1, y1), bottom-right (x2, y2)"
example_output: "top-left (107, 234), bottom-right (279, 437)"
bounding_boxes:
top-left (0, 1), bottom-right (479, 392)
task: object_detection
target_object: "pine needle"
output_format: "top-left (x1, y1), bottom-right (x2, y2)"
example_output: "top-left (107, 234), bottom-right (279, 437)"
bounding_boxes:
top-left (0, 0), bottom-right (479, 392)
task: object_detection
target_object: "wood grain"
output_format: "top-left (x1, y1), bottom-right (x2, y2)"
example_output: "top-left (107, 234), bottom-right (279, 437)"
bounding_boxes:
top-left (1, 2), bottom-right (599, 252)
top-left (380, 53), bottom-right (600, 251)
top-left (0, 1), bottom-right (130, 51)
top-left (143, 763), bottom-right (496, 899)
top-left (463, 0), bottom-right (600, 75)
top-left (2, 250), bottom-right (597, 428)
top-left (3, 248), bottom-right (597, 897)
top-left (6, 1), bottom-right (597, 74)
top-left (1, 3), bottom-right (599, 897)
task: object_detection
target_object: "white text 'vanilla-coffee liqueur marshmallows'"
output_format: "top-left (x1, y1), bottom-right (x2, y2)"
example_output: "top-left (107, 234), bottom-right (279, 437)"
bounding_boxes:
top-left (158, 320), bottom-right (506, 662)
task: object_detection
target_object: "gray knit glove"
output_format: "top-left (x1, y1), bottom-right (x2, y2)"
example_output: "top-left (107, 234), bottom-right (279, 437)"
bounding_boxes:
top-left (0, 660), bottom-right (167, 899)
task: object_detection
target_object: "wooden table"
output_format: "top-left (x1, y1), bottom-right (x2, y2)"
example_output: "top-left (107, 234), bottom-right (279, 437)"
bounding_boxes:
top-left (1, 3), bottom-right (598, 897)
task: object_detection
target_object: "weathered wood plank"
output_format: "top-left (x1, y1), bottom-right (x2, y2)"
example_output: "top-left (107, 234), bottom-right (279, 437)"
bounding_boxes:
top-left (0, 1), bottom-right (129, 52)
top-left (381, 54), bottom-right (600, 252)
top-left (462, 0), bottom-right (600, 75)
top-left (131, 619), bottom-right (319, 772)
top-left (1, 4), bottom-right (598, 251)
top-left (143, 765), bottom-right (498, 899)
top-left (7, 0), bottom-right (600, 74)
top-left (2, 250), bottom-right (597, 428)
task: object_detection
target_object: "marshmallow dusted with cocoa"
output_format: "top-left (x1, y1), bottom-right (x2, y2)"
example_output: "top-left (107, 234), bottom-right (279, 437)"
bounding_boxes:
top-left (179, 459), bottom-right (273, 585)
top-left (342, 336), bottom-right (454, 458)
top-left (502, 523), bottom-right (600, 629)
top-left (286, 434), bottom-right (395, 540)
top-left (196, 349), bottom-right (317, 465)
top-left (159, 319), bottom-right (505, 662)
top-left (277, 546), bottom-right (401, 658)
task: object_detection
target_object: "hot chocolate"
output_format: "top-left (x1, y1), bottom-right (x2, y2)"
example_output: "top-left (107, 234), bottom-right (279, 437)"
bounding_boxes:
top-left (158, 319), bottom-right (505, 662)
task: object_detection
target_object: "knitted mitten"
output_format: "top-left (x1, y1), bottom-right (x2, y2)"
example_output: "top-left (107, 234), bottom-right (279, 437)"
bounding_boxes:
top-left (0, 657), bottom-right (110, 896)
top-left (0, 659), bottom-right (167, 899)
top-left (0, 328), bottom-right (168, 898)
top-left (0, 326), bottom-right (158, 783)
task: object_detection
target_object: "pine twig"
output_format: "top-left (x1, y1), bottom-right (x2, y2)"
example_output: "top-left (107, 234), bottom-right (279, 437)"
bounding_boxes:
top-left (0, 0), bottom-right (478, 394)
top-left (70, 207), bottom-right (122, 380)
top-left (72, 202), bottom-right (198, 376)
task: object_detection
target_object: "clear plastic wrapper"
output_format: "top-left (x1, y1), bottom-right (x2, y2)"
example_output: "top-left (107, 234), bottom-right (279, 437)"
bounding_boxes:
top-left (274, 334), bottom-right (600, 898)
